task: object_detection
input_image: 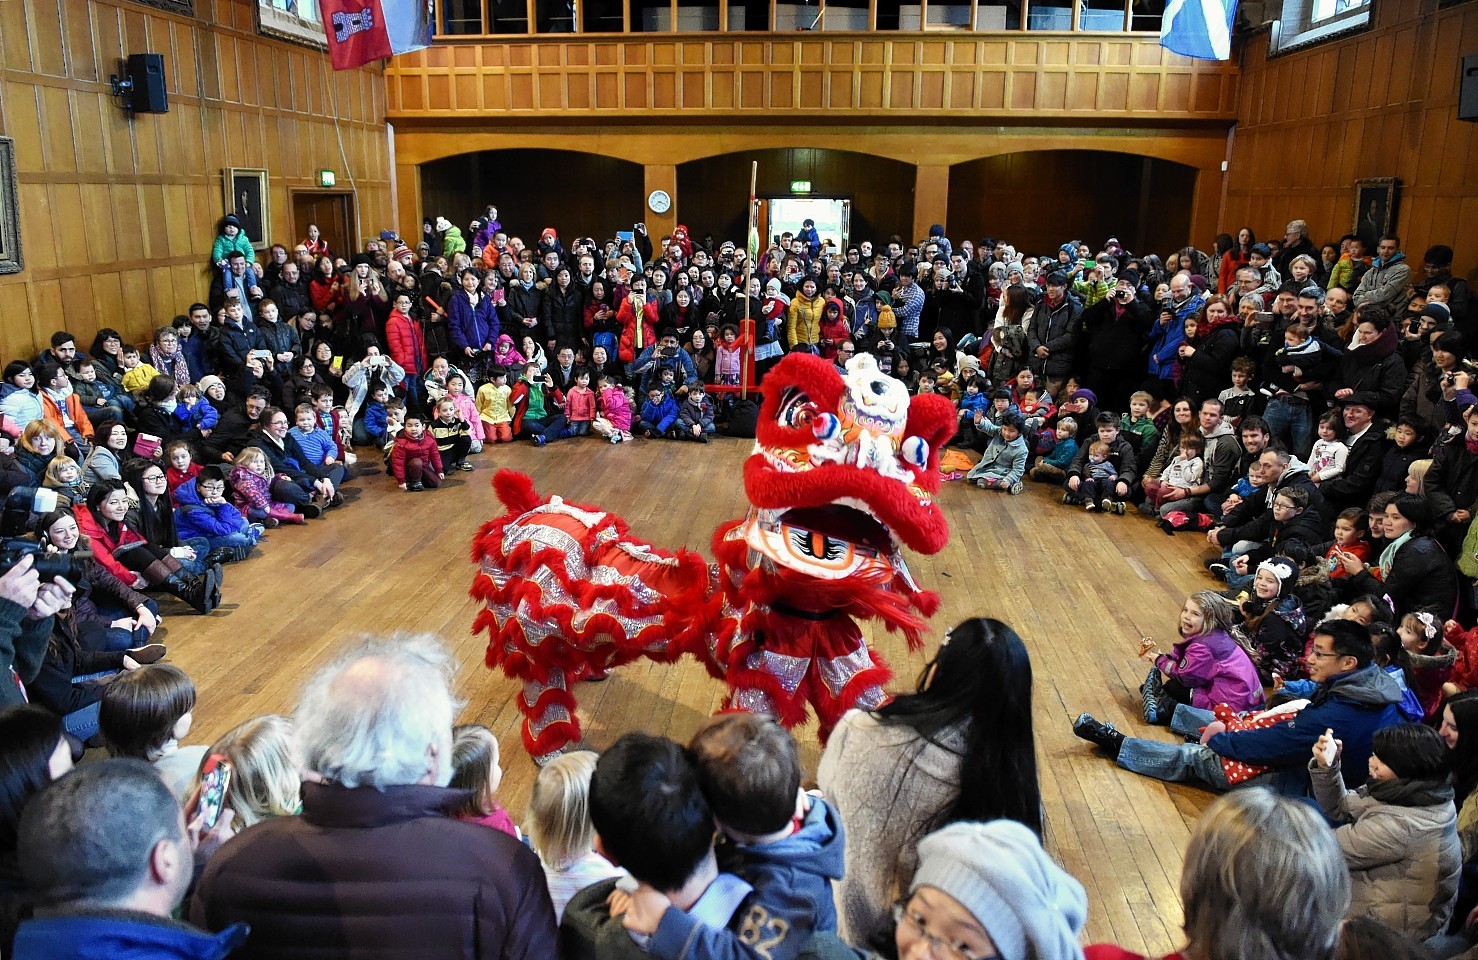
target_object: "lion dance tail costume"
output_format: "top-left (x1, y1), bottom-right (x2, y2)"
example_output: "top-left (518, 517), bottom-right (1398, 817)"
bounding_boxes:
top-left (472, 353), bottom-right (955, 762)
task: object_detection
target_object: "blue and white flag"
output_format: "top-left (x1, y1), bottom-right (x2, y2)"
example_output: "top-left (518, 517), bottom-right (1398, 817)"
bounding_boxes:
top-left (1161, 0), bottom-right (1238, 60)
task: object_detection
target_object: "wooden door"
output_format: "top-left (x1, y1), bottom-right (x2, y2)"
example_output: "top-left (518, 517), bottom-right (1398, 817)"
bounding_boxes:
top-left (291, 192), bottom-right (356, 261)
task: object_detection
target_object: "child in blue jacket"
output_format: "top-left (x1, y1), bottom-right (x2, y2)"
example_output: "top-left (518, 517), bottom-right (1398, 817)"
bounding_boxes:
top-left (172, 384), bottom-right (220, 434)
top-left (637, 387), bottom-right (680, 439)
top-left (966, 412), bottom-right (1028, 494)
top-left (174, 467), bottom-right (263, 562)
top-left (1030, 416), bottom-right (1080, 483)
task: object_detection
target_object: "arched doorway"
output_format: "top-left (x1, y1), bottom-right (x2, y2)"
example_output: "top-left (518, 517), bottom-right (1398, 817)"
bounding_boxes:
top-left (678, 149), bottom-right (916, 245)
top-left (420, 150), bottom-right (645, 245)
top-left (948, 151), bottom-right (1199, 256)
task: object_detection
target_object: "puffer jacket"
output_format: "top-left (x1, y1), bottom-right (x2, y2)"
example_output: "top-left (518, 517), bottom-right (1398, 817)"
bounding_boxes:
top-left (1026, 295), bottom-right (1082, 379)
top-left (173, 476), bottom-right (253, 542)
top-left (1310, 760), bottom-right (1459, 939)
top-left (787, 292), bottom-right (826, 348)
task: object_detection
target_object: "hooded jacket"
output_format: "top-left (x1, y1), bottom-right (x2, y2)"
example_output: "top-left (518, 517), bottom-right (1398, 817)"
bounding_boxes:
top-left (1310, 762), bottom-right (1460, 939)
top-left (1207, 664), bottom-right (1403, 788)
top-left (1145, 292), bottom-right (1203, 380)
top-left (1353, 251), bottom-right (1410, 311)
top-left (439, 225), bottom-right (466, 258)
top-left (173, 477), bottom-right (252, 542)
top-left (1217, 458), bottom-right (1326, 542)
top-left (1154, 628), bottom-right (1264, 713)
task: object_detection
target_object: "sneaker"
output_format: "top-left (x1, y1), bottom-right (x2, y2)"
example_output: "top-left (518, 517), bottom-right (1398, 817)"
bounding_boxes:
top-left (1100, 498), bottom-right (1113, 512)
top-left (126, 643), bottom-right (167, 665)
top-left (457, 460), bottom-right (475, 472)
top-left (1141, 668), bottom-right (1165, 723)
top-left (1085, 500), bottom-right (1098, 511)
top-left (609, 433), bottom-right (621, 444)
top-left (328, 492), bottom-right (345, 508)
top-left (1110, 501), bottom-right (1126, 515)
top-left (1009, 481), bottom-right (1023, 495)
top-left (531, 435), bottom-right (547, 447)
top-left (1207, 563), bottom-right (1230, 579)
top-left (408, 481), bottom-right (424, 492)
top-left (1072, 713), bottom-right (1125, 758)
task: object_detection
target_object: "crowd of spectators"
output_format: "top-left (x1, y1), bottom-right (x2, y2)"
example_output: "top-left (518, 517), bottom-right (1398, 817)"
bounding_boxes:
top-left (0, 208), bottom-right (1475, 958)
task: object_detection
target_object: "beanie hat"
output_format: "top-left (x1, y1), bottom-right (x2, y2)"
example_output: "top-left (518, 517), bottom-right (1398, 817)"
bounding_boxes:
top-left (1070, 388), bottom-right (1097, 405)
top-left (435, 216), bottom-right (451, 232)
top-left (912, 821), bottom-right (1087, 960)
top-left (197, 375), bottom-right (225, 397)
top-left (392, 242), bottom-right (414, 264)
top-left (1256, 556), bottom-right (1298, 598)
top-left (873, 290), bottom-right (892, 307)
top-left (766, 278), bottom-right (782, 294)
top-left (1422, 302), bottom-right (1453, 322)
top-left (929, 224), bottom-right (945, 237)
top-left (1120, 267), bottom-right (1141, 288)
top-left (223, 214), bottom-right (242, 229)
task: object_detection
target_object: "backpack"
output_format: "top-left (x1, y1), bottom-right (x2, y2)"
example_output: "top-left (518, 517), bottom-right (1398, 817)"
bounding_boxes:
top-left (722, 398), bottom-right (759, 438)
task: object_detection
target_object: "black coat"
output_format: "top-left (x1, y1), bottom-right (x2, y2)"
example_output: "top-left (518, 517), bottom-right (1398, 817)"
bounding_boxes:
top-left (1425, 436), bottom-right (1478, 521)
top-left (1319, 420), bottom-right (1392, 512)
top-left (1027, 296), bottom-right (1082, 380)
top-left (1080, 296), bottom-right (1152, 375)
top-left (1347, 535), bottom-right (1457, 617)
top-left (1178, 325), bottom-right (1242, 406)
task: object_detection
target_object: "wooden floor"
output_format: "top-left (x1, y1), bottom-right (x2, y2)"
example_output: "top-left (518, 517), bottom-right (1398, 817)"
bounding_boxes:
top-left (169, 436), bottom-right (1217, 955)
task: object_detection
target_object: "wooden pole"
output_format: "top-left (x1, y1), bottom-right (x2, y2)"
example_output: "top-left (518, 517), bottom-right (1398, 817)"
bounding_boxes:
top-left (742, 161), bottom-right (758, 399)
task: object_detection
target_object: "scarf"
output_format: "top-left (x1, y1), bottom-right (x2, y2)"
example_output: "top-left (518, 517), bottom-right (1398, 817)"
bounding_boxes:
top-left (1365, 776), bottom-right (1454, 808)
top-left (1378, 529), bottom-right (1414, 579)
top-left (151, 345), bottom-right (193, 388)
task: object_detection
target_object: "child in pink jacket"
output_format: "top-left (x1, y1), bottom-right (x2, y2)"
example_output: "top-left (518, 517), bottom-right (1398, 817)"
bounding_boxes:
top-left (1140, 589), bottom-right (1265, 725)
top-left (446, 373), bottom-right (485, 452)
top-left (592, 374), bottom-right (633, 443)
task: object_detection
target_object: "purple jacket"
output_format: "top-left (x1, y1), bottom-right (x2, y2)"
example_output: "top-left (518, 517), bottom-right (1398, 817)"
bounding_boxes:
top-left (448, 289), bottom-right (501, 354)
top-left (1155, 628), bottom-right (1264, 713)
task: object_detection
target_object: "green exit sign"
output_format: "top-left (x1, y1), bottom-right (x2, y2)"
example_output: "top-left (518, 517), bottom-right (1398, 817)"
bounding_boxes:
top-left (318, 169), bottom-right (336, 188)
top-left (790, 180), bottom-right (812, 193)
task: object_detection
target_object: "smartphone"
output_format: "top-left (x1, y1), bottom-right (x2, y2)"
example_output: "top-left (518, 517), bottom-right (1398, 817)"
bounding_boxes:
top-left (196, 754), bottom-right (233, 830)
top-left (249, 349), bottom-right (273, 362)
top-left (1254, 311), bottom-right (1275, 325)
top-left (616, 230), bottom-right (634, 243)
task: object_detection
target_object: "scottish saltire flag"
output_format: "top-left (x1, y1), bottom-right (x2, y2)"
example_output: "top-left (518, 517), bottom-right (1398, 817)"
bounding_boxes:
top-left (1161, 0), bottom-right (1238, 60)
top-left (322, 0), bottom-right (432, 71)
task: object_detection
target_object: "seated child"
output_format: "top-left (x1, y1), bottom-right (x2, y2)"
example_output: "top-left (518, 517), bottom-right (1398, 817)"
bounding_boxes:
top-left (953, 376), bottom-right (990, 447)
top-left (1144, 434), bottom-right (1205, 510)
top-left (675, 381), bottom-right (715, 443)
top-left (42, 455), bottom-right (87, 505)
top-left (228, 446), bottom-right (310, 526)
top-left (70, 355), bottom-right (130, 425)
top-left (1118, 390), bottom-right (1160, 459)
top-left (1219, 357), bottom-right (1259, 428)
top-left (476, 367), bottom-right (515, 444)
top-left (1309, 724), bottom-right (1460, 940)
top-left (1307, 411), bottom-right (1348, 484)
top-left (1323, 507), bottom-right (1372, 579)
top-left (592, 375), bottom-right (634, 444)
top-left (1364, 623), bottom-right (1427, 722)
top-left (1064, 412), bottom-right (1136, 512)
top-left (1019, 385), bottom-right (1055, 437)
top-left (310, 386), bottom-right (353, 463)
top-left (637, 387), bottom-right (680, 440)
top-left (174, 466), bottom-right (263, 563)
top-left (358, 384), bottom-right (391, 449)
top-left (527, 750), bottom-right (623, 922)
top-left (564, 368), bottom-right (597, 437)
top-left (430, 397), bottom-right (474, 471)
top-left (964, 411), bottom-right (1027, 494)
top-left (172, 383), bottom-right (219, 436)
top-left (1138, 590), bottom-right (1263, 725)
top-left (391, 412), bottom-right (444, 492)
top-left (1399, 611), bottom-right (1458, 721)
top-left (198, 375), bottom-right (229, 421)
top-left (99, 663), bottom-right (206, 800)
top-left (445, 373), bottom-right (485, 454)
top-left (380, 398), bottom-right (407, 466)
top-left (450, 724), bottom-right (520, 839)
top-left (1029, 417), bottom-right (1078, 483)
top-left (118, 344), bottom-right (162, 396)
top-left (1376, 419), bottom-right (1427, 493)
top-left (165, 440), bottom-right (202, 501)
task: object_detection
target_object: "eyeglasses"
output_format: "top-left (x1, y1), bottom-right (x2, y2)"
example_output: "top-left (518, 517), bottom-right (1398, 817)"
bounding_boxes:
top-left (141, 473), bottom-right (166, 482)
top-left (1308, 649), bottom-right (1345, 660)
top-left (892, 903), bottom-right (996, 960)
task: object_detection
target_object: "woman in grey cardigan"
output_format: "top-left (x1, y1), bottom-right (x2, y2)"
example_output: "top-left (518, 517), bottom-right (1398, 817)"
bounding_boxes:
top-left (817, 618), bottom-right (1040, 951)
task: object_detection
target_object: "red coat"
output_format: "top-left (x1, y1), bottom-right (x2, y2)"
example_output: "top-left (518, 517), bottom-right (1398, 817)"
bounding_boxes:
top-left (385, 310), bottom-right (427, 375)
top-left (565, 386), bottom-right (596, 422)
top-left (74, 504), bottom-right (147, 584)
top-left (616, 298), bottom-right (658, 363)
top-left (390, 430), bottom-right (443, 484)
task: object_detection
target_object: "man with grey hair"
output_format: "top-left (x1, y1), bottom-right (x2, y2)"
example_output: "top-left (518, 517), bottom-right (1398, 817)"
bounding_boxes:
top-left (192, 634), bottom-right (557, 958)
top-left (1273, 218), bottom-right (1315, 280)
top-left (12, 759), bottom-right (248, 958)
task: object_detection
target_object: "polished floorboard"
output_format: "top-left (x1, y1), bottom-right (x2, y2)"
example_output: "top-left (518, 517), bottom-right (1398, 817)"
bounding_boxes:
top-left (168, 436), bottom-right (1216, 955)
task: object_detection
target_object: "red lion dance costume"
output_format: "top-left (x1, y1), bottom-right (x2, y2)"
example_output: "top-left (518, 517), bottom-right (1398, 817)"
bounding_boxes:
top-left (471, 353), bottom-right (955, 762)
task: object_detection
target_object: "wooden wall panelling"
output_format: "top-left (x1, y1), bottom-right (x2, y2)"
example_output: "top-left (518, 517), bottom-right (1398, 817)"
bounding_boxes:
top-left (1222, 0), bottom-right (1478, 278)
top-left (0, 0), bottom-right (393, 360)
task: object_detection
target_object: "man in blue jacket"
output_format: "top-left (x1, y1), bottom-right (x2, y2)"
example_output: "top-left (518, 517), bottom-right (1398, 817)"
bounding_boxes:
top-left (12, 759), bottom-right (247, 959)
top-left (1074, 619), bottom-right (1402, 792)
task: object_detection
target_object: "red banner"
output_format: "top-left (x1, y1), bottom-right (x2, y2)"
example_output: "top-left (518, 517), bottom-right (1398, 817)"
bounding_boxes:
top-left (321, 0), bottom-right (393, 71)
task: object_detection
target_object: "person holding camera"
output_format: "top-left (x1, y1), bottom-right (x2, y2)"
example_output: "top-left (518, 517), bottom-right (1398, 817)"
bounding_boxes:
top-left (1079, 268), bottom-right (1153, 416)
top-left (1143, 273), bottom-right (1203, 403)
top-left (630, 331), bottom-right (697, 397)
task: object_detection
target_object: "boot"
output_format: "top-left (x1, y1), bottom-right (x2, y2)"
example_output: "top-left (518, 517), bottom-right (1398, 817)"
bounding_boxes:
top-left (163, 571), bottom-right (217, 615)
top-left (204, 544), bottom-right (253, 565)
top-left (267, 505), bottom-right (304, 526)
top-left (142, 557), bottom-right (182, 588)
top-left (1141, 668), bottom-right (1166, 724)
top-left (1072, 713), bottom-right (1125, 759)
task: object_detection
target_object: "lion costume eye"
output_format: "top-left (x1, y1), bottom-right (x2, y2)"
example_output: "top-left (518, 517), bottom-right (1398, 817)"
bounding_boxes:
top-left (777, 388), bottom-right (817, 429)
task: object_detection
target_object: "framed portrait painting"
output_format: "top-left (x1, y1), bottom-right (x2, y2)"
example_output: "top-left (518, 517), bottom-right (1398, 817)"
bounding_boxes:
top-left (225, 168), bottom-right (270, 250)
top-left (0, 137), bottom-right (22, 275)
top-left (1352, 178), bottom-right (1399, 253)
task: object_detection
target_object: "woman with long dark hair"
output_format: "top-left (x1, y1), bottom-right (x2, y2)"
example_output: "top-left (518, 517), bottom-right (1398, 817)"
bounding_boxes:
top-left (817, 617), bottom-right (1040, 949)
top-left (0, 705), bottom-right (72, 955)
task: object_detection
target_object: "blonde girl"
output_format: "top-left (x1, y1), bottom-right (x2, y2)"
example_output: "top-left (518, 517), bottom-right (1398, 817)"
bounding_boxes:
top-left (450, 724), bottom-right (519, 838)
top-left (193, 714), bottom-right (301, 833)
top-left (526, 750), bottom-right (623, 921)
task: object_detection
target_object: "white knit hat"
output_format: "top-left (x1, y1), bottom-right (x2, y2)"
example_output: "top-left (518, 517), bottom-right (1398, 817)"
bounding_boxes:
top-left (912, 821), bottom-right (1087, 960)
top-left (435, 216), bottom-right (451, 232)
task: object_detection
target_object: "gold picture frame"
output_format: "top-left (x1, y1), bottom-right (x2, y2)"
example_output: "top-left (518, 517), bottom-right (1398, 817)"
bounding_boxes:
top-left (1352, 177), bottom-right (1399, 253)
top-left (224, 167), bottom-right (270, 251)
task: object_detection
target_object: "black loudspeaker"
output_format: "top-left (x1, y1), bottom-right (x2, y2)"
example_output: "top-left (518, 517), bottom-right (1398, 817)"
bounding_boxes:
top-left (126, 54), bottom-right (168, 113)
top-left (1461, 54), bottom-right (1478, 122)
